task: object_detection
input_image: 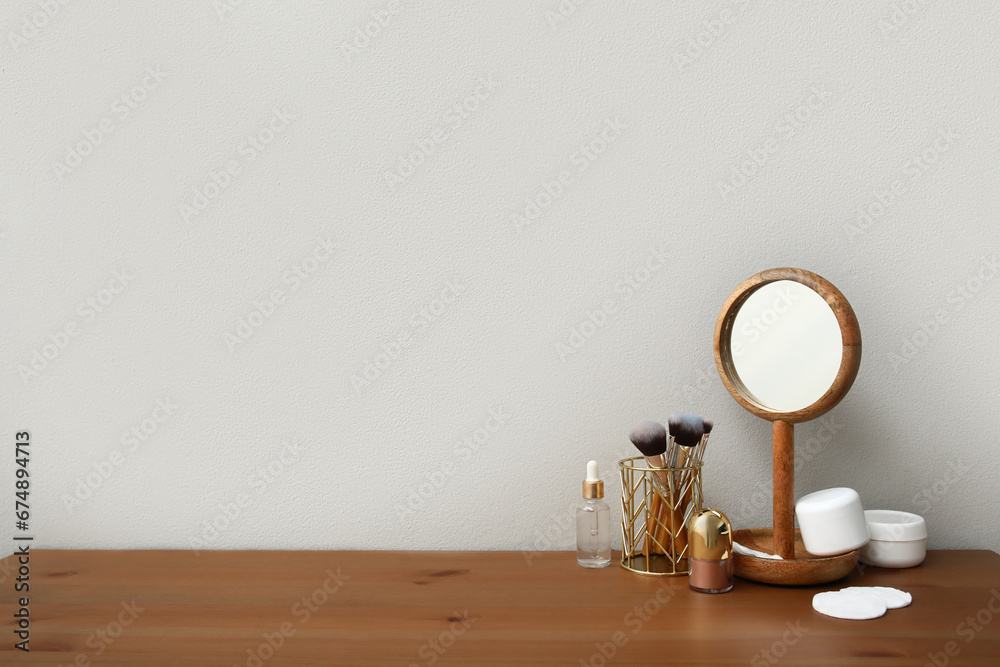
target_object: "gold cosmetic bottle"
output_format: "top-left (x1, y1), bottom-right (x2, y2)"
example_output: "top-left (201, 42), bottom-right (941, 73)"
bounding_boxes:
top-left (688, 509), bottom-right (733, 593)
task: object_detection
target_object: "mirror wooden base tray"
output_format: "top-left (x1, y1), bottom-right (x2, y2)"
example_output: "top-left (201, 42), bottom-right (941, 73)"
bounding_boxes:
top-left (733, 527), bottom-right (858, 586)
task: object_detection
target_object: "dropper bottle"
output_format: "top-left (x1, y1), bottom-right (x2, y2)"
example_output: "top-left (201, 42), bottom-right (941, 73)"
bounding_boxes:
top-left (577, 460), bottom-right (611, 568)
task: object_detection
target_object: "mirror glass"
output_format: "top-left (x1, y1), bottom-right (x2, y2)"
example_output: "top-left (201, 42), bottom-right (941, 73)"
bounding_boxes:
top-left (729, 280), bottom-right (842, 412)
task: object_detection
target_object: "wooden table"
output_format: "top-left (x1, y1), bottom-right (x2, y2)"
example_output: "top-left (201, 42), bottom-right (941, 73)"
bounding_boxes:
top-left (2, 549), bottom-right (999, 665)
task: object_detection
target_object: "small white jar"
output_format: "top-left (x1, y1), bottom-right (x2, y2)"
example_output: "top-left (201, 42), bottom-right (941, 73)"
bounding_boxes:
top-left (795, 487), bottom-right (869, 557)
top-left (859, 510), bottom-right (927, 568)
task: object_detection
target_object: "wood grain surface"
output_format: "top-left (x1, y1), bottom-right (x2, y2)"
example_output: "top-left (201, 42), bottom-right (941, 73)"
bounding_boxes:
top-left (733, 528), bottom-right (858, 587)
top-left (2, 549), bottom-right (999, 666)
top-left (772, 419), bottom-right (796, 561)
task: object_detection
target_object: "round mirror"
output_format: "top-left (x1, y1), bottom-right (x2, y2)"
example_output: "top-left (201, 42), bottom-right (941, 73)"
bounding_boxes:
top-left (729, 281), bottom-right (842, 413)
top-left (715, 268), bottom-right (861, 424)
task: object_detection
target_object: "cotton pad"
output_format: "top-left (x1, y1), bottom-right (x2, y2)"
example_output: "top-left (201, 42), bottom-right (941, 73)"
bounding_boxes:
top-left (840, 586), bottom-right (912, 610)
top-left (733, 541), bottom-right (782, 560)
top-left (812, 590), bottom-right (888, 620)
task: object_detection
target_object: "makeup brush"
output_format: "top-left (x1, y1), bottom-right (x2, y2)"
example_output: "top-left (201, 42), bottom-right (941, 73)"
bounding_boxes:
top-left (697, 419), bottom-right (714, 466)
top-left (629, 421), bottom-right (668, 557)
top-left (677, 417), bottom-right (713, 484)
top-left (680, 418), bottom-right (713, 506)
top-left (676, 417), bottom-right (715, 556)
top-left (670, 413), bottom-right (708, 484)
top-left (660, 414), bottom-right (708, 559)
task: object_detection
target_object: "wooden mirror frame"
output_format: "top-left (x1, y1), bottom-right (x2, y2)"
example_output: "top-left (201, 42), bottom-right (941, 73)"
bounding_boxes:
top-left (714, 267), bottom-right (862, 423)
top-left (713, 267), bottom-right (862, 566)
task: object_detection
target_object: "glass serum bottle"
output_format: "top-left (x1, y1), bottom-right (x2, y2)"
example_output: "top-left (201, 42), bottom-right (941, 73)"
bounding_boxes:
top-left (577, 460), bottom-right (611, 568)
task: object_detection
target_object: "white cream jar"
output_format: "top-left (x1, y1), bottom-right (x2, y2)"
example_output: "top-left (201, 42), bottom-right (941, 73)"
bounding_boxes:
top-left (795, 487), bottom-right (869, 557)
top-left (859, 510), bottom-right (927, 568)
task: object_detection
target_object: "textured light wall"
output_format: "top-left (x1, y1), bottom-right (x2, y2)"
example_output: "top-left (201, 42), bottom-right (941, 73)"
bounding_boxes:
top-left (1, 1), bottom-right (998, 554)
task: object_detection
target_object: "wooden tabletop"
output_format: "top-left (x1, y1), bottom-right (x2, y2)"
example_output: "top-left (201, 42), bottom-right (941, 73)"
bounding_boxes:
top-left (2, 549), bottom-right (999, 666)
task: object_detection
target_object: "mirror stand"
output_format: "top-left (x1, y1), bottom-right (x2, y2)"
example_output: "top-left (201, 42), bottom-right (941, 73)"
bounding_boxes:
top-left (773, 419), bottom-right (794, 560)
top-left (714, 268), bottom-right (862, 585)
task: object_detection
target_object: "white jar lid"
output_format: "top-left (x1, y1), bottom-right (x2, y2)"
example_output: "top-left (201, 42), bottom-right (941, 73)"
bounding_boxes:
top-left (796, 487), bottom-right (863, 520)
top-left (865, 510), bottom-right (927, 541)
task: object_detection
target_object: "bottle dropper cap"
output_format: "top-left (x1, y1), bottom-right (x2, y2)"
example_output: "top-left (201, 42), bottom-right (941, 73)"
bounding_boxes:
top-left (582, 460), bottom-right (604, 499)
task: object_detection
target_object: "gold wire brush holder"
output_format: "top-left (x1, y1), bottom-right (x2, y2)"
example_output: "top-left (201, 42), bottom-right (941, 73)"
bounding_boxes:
top-left (619, 456), bottom-right (703, 576)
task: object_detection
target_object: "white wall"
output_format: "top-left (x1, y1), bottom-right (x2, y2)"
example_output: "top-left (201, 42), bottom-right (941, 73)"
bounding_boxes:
top-left (2, 1), bottom-right (998, 554)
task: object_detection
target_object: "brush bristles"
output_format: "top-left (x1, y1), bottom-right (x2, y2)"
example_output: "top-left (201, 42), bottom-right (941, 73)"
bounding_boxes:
top-left (629, 420), bottom-right (667, 457)
top-left (668, 413), bottom-right (706, 448)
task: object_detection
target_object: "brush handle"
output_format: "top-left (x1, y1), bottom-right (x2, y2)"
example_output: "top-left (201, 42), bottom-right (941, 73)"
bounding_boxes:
top-left (652, 455), bottom-right (679, 559)
top-left (678, 433), bottom-right (710, 509)
top-left (643, 456), bottom-right (669, 556)
top-left (643, 456), bottom-right (669, 493)
top-left (675, 446), bottom-right (695, 509)
top-left (644, 493), bottom-right (661, 556)
top-left (672, 435), bottom-right (710, 561)
top-left (652, 496), bottom-right (686, 558)
top-left (695, 431), bottom-right (711, 467)
top-left (670, 445), bottom-right (697, 560)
